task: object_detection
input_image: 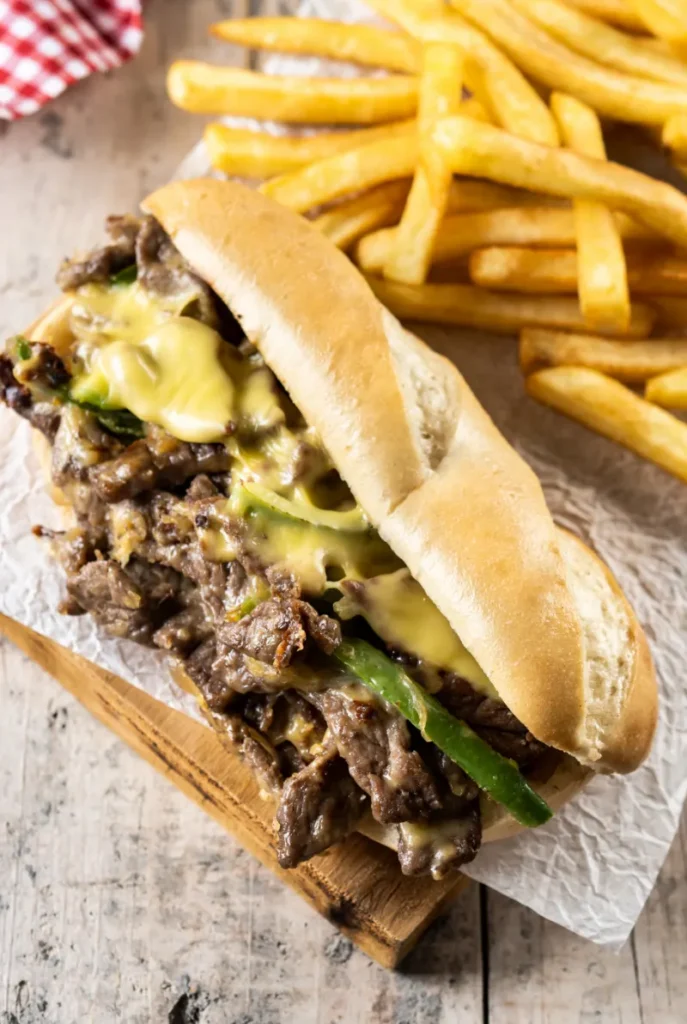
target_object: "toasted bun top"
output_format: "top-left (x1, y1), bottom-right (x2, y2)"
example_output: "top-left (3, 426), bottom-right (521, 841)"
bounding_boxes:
top-left (137, 179), bottom-right (655, 773)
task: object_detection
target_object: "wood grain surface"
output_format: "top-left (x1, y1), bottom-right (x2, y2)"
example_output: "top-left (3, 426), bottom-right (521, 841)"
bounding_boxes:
top-left (1, 0), bottom-right (686, 1021)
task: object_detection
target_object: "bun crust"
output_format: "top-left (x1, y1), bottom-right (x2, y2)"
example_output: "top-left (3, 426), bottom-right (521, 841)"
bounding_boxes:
top-left (144, 178), bottom-right (656, 773)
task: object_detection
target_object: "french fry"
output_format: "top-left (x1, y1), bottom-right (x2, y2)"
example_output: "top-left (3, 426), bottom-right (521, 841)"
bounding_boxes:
top-left (432, 116), bottom-right (687, 248)
top-left (367, 0), bottom-right (560, 145)
top-left (450, 0), bottom-right (687, 126)
top-left (210, 18), bottom-right (421, 72)
top-left (471, 246), bottom-right (687, 295)
top-left (356, 207), bottom-right (655, 275)
top-left (627, 0), bottom-right (687, 47)
top-left (520, 328), bottom-right (687, 380)
top-left (203, 120), bottom-right (417, 178)
top-left (385, 42), bottom-right (465, 285)
top-left (652, 297), bottom-right (687, 331)
top-left (166, 63), bottom-right (418, 124)
top-left (260, 132), bottom-right (418, 213)
top-left (663, 114), bottom-right (687, 159)
top-left (526, 366), bottom-right (687, 482)
top-left (551, 93), bottom-right (630, 334)
top-left (365, 277), bottom-right (655, 337)
top-left (511, 0), bottom-right (687, 87)
top-left (564, 0), bottom-right (650, 32)
top-left (312, 183), bottom-right (411, 251)
top-left (646, 366), bottom-right (687, 407)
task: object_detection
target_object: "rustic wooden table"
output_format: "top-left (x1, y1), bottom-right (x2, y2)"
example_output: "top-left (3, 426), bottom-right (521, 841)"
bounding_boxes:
top-left (1, 2), bottom-right (686, 1021)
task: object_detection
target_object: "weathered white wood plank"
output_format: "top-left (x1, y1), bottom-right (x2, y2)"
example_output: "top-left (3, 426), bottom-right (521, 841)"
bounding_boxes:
top-left (486, 885), bottom-right (645, 1024)
top-left (632, 812), bottom-right (687, 1022)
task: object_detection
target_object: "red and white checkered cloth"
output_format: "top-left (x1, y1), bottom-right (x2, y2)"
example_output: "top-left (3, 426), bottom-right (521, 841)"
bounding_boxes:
top-left (0, 0), bottom-right (143, 120)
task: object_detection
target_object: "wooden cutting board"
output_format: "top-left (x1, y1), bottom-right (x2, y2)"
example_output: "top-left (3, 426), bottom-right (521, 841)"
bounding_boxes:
top-left (0, 613), bottom-right (467, 968)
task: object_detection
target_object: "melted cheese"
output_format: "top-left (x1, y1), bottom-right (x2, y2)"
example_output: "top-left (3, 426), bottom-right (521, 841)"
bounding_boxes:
top-left (84, 319), bottom-right (235, 443)
top-left (201, 502), bottom-right (399, 595)
top-left (335, 569), bottom-right (496, 697)
top-left (68, 283), bottom-right (236, 443)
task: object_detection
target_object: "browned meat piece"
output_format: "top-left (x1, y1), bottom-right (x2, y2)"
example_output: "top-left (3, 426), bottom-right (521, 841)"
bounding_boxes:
top-left (218, 598), bottom-right (307, 670)
top-left (135, 216), bottom-right (218, 325)
top-left (89, 431), bottom-right (230, 503)
top-left (185, 473), bottom-right (220, 501)
top-left (475, 727), bottom-right (547, 767)
top-left (14, 343), bottom-right (70, 395)
top-left (56, 214), bottom-right (140, 290)
top-left (428, 750), bottom-right (480, 814)
top-left (437, 677), bottom-right (546, 767)
top-left (51, 405), bottom-right (123, 487)
top-left (436, 673), bottom-right (486, 721)
top-left (0, 355), bottom-right (61, 439)
top-left (153, 606), bottom-right (211, 655)
top-left (310, 689), bottom-right (442, 824)
top-left (65, 559), bottom-right (182, 644)
top-left (276, 748), bottom-right (368, 868)
top-left (299, 603), bottom-right (342, 655)
top-left (397, 808), bottom-right (482, 877)
top-left (34, 525), bottom-right (92, 575)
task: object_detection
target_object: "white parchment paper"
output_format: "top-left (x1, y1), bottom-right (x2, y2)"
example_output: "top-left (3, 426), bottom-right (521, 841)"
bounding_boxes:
top-left (1, 0), bottom-right (686, 949)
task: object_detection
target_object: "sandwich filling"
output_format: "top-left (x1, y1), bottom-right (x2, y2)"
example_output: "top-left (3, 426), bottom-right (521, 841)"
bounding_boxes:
top-left (1, 214), bottom-right (560, 878)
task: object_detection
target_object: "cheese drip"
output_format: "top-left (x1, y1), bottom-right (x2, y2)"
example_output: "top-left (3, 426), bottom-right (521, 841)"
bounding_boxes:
top-left (63, 277), bottom-right (496, 696)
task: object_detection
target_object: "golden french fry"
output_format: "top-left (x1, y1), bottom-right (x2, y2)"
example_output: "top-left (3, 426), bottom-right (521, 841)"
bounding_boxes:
top-left (450, 0), bottom-right (687, 126)
top-left (367, 0), bottom-right (560, 145)
top-left (663, 114), bottom-right (687, 159)
top-left (646, 366), bottom-right (687, 407)
top-left (551, 93), bottom-right (630, 335)
top-left (459, 95), bottom-right (492, 123)
top-left (652, 297), bottom-right (687, 331)
top-left (210, 18), bottom-right (421, 72)
top-left (432, 116), bottom-right (687, 248)
top-left (511, 0), bottom-right (687, 87)
top-left (471, 246), bottom-right (687, 295)
top-left (520, 328), bottom-right (687, 380)
top-left (312, 183), bottom-right (411, 250)
top-left (563, 0), bottom-right (653, 31)
top-left (385, 42), bottom-right (465, 285)
top-left (261, 132), bottom-right (418, 213)
top-left (167, 62), bottom-right (418, 123)
top-left (365, 277), bottom-right (654, 337)
top-left (627, 0), bottom-right (687, 46)
top-left (203, 120), bottom-right (417, 178)
top-left (526, 366), bottom-right (687, 481)
top-left (356, 207), bottom-right (655, 275)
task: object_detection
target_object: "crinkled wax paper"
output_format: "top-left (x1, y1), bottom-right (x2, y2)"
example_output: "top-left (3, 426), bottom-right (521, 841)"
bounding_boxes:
top-left (1, 0), bottom-right (685, 949)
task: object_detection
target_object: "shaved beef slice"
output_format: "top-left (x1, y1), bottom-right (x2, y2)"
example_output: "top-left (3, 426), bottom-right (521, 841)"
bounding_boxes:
top-left (90, 430), bottom-right (230, 503)
top-left (397, 807), bottom-right (482, 877)
top-left (66, 559), bottom-right (182, 644)
top-left (0, 355), bottom-right (61, 440)
top-left (310, 690), bottom-right (442, 824)
top-left (56, 214), bottom-right (139, 289)
top-left (276, 748), bottom-right (368, 868)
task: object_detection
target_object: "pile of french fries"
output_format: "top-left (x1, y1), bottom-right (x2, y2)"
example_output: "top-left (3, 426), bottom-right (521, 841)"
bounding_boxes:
top-left (168, 0), bottom-right (687, 484)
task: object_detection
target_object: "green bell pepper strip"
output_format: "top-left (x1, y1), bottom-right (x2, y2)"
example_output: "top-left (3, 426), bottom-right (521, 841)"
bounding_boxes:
top-left (333, 638), bottom-right (553, 829)
top-left (110, 264), bottom-right (137, 286)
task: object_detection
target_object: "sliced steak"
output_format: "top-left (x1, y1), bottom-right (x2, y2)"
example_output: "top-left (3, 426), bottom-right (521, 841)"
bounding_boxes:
top-left (135, 216), bottom-right (218, 325)
top-left (438, 678), bottom-right (546, 767)
top-left (218, 598), bottom-right (307, 669)
top-left (397, 808), bottom-right (482, 877)
top-left (51, 405), bottom-right (123, 487)
top-left (65, 558), bottom-right (181, 644)
top-left (90, 431), bottom-right (230, 503)
top-left (310, 689), bottom-right (442, 825)
top-left (276, 748), bottom-right (368, 868)
top-left (0, 355), bottom-right (61, 440)
top-left (56, 214), bottom-right (139, 290)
